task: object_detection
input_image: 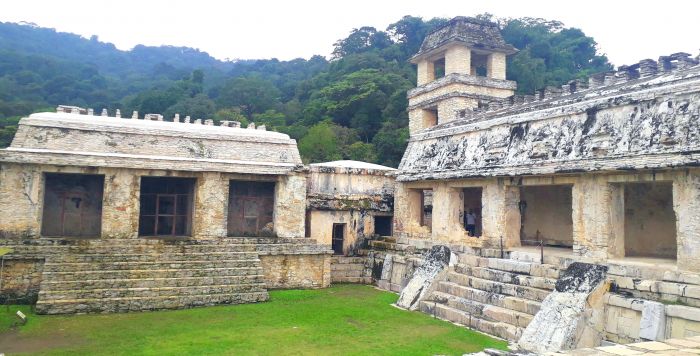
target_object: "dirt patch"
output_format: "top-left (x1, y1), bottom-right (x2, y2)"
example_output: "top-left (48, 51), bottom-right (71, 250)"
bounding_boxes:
top-left (0, 329), bottom-right (84, 354)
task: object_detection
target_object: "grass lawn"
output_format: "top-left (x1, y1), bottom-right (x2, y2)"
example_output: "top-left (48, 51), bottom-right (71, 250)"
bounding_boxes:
top-left (0, 284), bottom-right (507, 355)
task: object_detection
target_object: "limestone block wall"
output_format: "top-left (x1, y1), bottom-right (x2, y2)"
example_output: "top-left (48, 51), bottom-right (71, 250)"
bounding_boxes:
top-left (0, 163), bottom-right (305, 239)
top-left (257, 242), bottom-right (331, 289)
top-left (394, 169), bottom-right (700, 271)
top-left (0, 257), bottom-right (43, 303)
top-left (604, 294), bottom-right (700, 343)
top-left (444, 45), bottom-right (471, 75)
top-left (274, 174), bottom-right (307, 238)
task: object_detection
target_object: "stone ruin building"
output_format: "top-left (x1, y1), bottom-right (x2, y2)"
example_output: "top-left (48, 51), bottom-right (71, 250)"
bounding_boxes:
top-left (2, 14), bottom-right (700, 355)
top-left (0, 108), bottom-right (330, 313)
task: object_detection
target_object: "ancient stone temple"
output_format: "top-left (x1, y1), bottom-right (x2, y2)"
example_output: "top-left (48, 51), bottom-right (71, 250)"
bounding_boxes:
top-left (371, 16), bottom-right (700, 353)
top-left (0, 107), bottom-right (330, 313)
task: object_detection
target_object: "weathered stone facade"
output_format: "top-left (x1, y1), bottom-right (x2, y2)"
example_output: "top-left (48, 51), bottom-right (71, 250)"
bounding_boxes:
top-left (306, 161), bottom-right (395, 256)
top-left (386, 16), bottom-right (700, 353)
top-left (0, 108), bottom-right (331, 314)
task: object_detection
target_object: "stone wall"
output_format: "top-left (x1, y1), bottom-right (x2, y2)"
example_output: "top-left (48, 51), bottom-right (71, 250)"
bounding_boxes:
top-left (257, 241), bottom-right (331, 289)
top-left (0, 163), bottom-right (305, 240)
top-left (0, 257), bottom-right (43, 303)
top-left (392, 169), bottom-right (700, 272)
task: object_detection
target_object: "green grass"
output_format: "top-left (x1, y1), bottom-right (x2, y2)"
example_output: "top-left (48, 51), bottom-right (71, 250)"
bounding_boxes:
top-left (0, 285), bottom-right (507, 355)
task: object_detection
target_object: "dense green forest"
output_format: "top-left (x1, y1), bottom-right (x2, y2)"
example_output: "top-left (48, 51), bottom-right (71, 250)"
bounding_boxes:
top-left (0, 15), bottom-right (612, 167)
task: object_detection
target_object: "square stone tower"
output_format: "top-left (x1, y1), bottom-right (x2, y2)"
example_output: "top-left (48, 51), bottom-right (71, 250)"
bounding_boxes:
top-left (408, 17), bottom-right (518, 134)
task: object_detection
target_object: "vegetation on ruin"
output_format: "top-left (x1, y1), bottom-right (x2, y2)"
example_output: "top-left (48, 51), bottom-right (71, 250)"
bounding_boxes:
top-left (0, 285), bottom-right (507, 355)
top-left (0, 15), bottom-right (612, 166)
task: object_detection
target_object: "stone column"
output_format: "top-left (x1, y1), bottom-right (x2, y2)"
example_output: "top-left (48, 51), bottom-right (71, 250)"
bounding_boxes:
top-left (608, 184), bottom-right (625, 258)
top-left (193, 172), bottom-right (228, 239)
top-left (408, 109), bottom-right (438, 134)
top-left (571, 175), bottom-right (609, 260)
top-left (416, 60), bottom-right (435, 86)
top-left (487, 52), bottom-right (507, 80)
top-left (674, 169), bottom-right (700, 272)
top-left (101, 168), bottom-right (140, 239)
top-left (491, 180), bottom-right (520, 248)
top-left (0, 163), bottom-right (43, 238)
top-left (445, 45), bottom-right (471, 75)
top-left (274, 173), bottom-right (306, 238)
top-left (432, 183), bottom-right (463, 242)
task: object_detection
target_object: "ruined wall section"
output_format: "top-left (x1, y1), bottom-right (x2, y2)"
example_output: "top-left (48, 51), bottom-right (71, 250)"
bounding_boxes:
top-left (399, 65), bottom-right (700, 181)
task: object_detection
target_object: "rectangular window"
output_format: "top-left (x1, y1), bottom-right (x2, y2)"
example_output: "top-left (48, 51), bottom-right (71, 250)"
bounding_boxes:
top-left (227, 181), bottom-right (275, 237)
top-left (41, 173), bottom-right (104, 238)
top-left (138, 177), bottom-right (194, 237)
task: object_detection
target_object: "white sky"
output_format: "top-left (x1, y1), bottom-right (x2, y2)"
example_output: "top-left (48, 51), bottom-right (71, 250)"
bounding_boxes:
top-left (1, 0), bottom-right (698, 66)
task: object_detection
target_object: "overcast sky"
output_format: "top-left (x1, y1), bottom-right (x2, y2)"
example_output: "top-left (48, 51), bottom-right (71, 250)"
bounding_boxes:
top-left (2, 0), bottom-right (698, 66)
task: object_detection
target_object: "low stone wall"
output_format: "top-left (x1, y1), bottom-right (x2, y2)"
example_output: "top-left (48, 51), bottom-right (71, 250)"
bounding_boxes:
top-left (256, 239), bottom-right (332, 289)
top-left (0, 257), bottom-right (43, 303)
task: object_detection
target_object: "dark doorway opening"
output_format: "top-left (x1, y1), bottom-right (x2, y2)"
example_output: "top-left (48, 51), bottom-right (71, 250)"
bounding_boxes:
top-left (421, 189), bottom-right (433, 231)
top-left (463, 187), bottom-right (483, 237)
top-left (519, 185), bottom-right (573, 248)
top-left (228, 181), bottom-right (275, 237)
top-left (374, 215), bottom-right (392, 236)
top-left (42, 173), bottom-right (104, 238)
top-left (332, 223), bottom-right (345, 255)
top-left (138, 177), bottom-right (195, 237)
top-left (623, 182), bottom-right (677, 259)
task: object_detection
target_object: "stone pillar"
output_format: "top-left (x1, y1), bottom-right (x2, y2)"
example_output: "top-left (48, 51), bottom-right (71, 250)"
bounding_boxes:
top-left (416, 59), bottom-right (435, 86)
top-left (571, 175), bottom-right (609, 260)
top-left (445, 45), bottom-right (471, 75)
top-left (101, 168), bottom-right (140, 239)
top-left (608, 184), bottom-right (625, 258)
top-left (493, 180), bottom-right (520, 248)
top-left (392, 183), bottom-right (412, 238)
top-left (431, 184), bottom-right (462, 242)
top-left (192, 172), bottom-right (227, 239)
top-left (674, 169), bottom-right (700, 272)
top-left (487, 52), bottom-right (507, 80)
top-left (274, 173), bottom-right (306, 238)
top-left (0, 164), bottom-right (43, 238)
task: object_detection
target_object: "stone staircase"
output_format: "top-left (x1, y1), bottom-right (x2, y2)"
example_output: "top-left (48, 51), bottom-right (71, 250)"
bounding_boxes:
top-left (330, 256), bottom-right (372, 284)
top-left (36, 238), bottom-right (269, 314)
top-left (419, 253), bottom-right (562, 341)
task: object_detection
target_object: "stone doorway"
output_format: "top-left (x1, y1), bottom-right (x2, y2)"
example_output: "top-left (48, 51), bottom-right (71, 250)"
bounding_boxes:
top-left (228, 181), bottom-right (275, 237)
top-left (332, 223), bottom-right (345, 255)
top-left (41, 173), bottom-right (104, 238)
top-left (462, 187), bottom-right (483, 237)
top-left (610, 182), bottom-right (677, 259)
top-left (138, 177), bottom-right (195, 237)
top-left (519, 185), bottom-right (574, 248)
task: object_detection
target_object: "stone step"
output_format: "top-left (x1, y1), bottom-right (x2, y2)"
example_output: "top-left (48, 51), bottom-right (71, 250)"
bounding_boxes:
top-left (437, 281), bottom-right (541, 316)
top-left (446, 271), bottom-right (551, 303)
top-left (39, 274), bottom-right (265, 290)
top-left (459, 254), bottom-right (561, 279)
top-left (43, 259), bottom-right (260, 272)
top-left (38, 282), bottom-right (267, 300)
top-left (454, 264), bottom-right (556, 291)
top-left (419, 301), bottom-right (522, 341)
top-left (42, 266), bottom-right (264, 281)
top-left (56, 245), bottom-right (258, 254)
top-left (330, 263), bottom-right (366, 272)
top-left (430, 291), bottom-right (533, 328)
top-left (53, 252), bottom-right (259, 263)
top-left (331, 277), bottom-right (373, 284)
top-left (330, 256), bottom-right (366, 264)
top-left (36, 291), bottom-right (269, 315)
top-left (331, 271), bottom-right (366, 279)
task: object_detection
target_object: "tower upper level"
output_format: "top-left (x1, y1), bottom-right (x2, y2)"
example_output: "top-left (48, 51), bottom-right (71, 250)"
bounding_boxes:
top-left (410, 17), bottom-right (518, 85)
top-left (407, 17), bottom-right (519, 134)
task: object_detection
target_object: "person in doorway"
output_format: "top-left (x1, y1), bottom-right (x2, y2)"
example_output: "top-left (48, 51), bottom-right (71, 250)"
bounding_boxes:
top-left (466, 209), bottom-right (477, 237)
